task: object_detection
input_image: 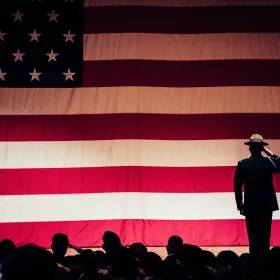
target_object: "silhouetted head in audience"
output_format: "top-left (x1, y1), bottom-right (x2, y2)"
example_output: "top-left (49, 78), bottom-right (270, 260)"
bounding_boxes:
top-left (177, 244), bottom-right (206, 279)
top-left (266, 247), bottom-right (280, 279)
top-left (239, 253), bottom-right (250, 267)
top-left (203, 250), bottom-right (216, 269)
top-left (237, 253), bottom-right (250, 280)
top-left (240, 253), bottom-right (249, 259)
top-left (166, 235), bottom-right (183, 256)
top-left (74, 251), bottom-right (105, 280)
top-left (163, 254), bottom-right (179, 279)
top-left (102, 231), bottom-right (121, 254)
top-left (0, 239), bottom-right (15, 263)
top-left (51, 233), bottom-right (69, 259)
top-left (128, 243), bottom-right (147, 262)
top-left (138, 252), bottom-right (163, 278)
top-left (269, 246), bottom-right (280, 264)
top-left (0, 244), bottom-right (58, 280)
top-left (109, 246), bottom-right (137, 280)
top-left (216, 250), bottom-right (239, 269)
top-left (216, 250), bottom-right (239, 280)
top-left (95, 250), bottom-right (105, 256)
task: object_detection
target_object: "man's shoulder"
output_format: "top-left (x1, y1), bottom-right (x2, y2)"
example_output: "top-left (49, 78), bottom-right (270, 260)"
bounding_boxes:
top-left (237, 157), bottom-right (255, 169)
top-left (238, 158), bottom-right (249, 165)
top-left (238, 155), bottom-right (271, 167)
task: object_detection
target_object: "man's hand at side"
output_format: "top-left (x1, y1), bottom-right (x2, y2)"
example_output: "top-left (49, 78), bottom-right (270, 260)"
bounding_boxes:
top-left (239, 204), bottom-right (245, 216)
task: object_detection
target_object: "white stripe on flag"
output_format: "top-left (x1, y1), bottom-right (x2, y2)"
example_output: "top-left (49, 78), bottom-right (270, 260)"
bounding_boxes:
top-left (83, 33), bottom-right (280, 61)
top-left (3, 192), bottom-right (280, 223)
top-left (1, 87), bottom-right (280, 115)
top-left (1, 139), bottom-right (280, 169)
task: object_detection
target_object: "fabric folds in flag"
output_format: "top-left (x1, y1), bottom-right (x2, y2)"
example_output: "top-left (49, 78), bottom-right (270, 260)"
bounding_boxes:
top-left (0, 0), bottom-right (280, 247)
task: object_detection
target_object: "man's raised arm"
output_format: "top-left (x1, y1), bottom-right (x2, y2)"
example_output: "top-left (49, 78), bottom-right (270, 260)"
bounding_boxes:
top-left (263, 147), bottom-right (280, 173)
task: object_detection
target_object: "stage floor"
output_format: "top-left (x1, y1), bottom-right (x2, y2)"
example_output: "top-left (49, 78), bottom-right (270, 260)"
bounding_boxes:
top-left (66, 246), bottom-right (250, 258)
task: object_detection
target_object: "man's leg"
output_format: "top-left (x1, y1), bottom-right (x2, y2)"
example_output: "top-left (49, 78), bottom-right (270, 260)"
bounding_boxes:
top-left (245, 215), bottom-right (258, 257)
top-left (246, 212), bottom-right (272, 277)
top-left (257, 212), bottom-right (272, 260)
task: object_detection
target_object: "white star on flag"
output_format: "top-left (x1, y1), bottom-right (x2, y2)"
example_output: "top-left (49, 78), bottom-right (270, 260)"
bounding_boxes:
top-left (47, 10), bottom-right (60, 22)
top-left (63, 68), bottom-right (75, 81)
top-left (29, 30), bottom-right (41, 42)
top-left (0, 69), bottom-right (7, 81)
top-left (46, 50), bottom-right (59, 62)
top-left (12, 49), bottom-right (25, 62)
top-left (0, 30), bottom-right (7, 42)
top-left (12, 10), bottom-right (25, 22)
top-left (29, 68), bottom-right (42, 81)
top-left (63, 30), bottom-right (76, 43)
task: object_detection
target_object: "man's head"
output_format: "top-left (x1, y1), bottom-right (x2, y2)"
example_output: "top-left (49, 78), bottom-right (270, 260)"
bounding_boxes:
top-left (102, 231), bottom-right (121, 254)
top-left (0, 239), bottom-right (15, 263)
top-left (0, 244), bottom-right (57, 280)
top-left (244, 134), bottom-right (268, 155)
top-left (51, 233), bottom-right (69, 258)
top-left (166, 235), bottom-right (183, 255)
top-left (249, 144), bottom-right (263, 155)
top-left (128, 242), bottom-right (147, 261)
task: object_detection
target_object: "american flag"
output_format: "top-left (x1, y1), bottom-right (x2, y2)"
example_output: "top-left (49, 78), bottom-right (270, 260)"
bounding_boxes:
top-left (0, 0), bottom-right (280, 247)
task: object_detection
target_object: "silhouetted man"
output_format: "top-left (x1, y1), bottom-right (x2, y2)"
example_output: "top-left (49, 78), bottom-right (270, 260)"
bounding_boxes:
top-left (166, 235), bottom-right (183, 256)
top-left (0, 239), bottom-right (15, 264)
top-left (51, 233), bottom-right (80, 268)
top-left (234, 134), bottom-right (280, 271)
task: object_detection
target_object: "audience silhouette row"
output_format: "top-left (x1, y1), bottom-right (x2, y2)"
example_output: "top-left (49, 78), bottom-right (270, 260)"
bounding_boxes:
top-left (1, 232), bottom-right (280, 280)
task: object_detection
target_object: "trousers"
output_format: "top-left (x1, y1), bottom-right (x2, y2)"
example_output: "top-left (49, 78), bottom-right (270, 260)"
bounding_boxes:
top-left (245, 211), bottom-right (272, 272)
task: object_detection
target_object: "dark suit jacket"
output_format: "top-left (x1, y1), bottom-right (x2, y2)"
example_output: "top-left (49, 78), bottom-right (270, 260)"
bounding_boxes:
top-left (234, 153), bottom-right (280, 215)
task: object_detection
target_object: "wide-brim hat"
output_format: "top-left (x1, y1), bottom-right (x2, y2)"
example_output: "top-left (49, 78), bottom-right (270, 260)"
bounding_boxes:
top-left (244, 134), bottom-right (268, 146)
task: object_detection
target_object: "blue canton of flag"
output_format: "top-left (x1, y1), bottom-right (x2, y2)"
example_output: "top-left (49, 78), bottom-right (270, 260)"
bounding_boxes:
top-left (0, 0), bottom-right (83, 88)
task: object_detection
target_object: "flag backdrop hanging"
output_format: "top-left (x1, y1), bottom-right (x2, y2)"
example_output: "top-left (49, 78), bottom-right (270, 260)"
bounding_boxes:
top-left (1, 0), bottom-right (280, 247)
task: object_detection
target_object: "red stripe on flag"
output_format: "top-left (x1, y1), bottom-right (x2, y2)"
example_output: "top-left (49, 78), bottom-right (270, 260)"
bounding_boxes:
top-left (1, 166), bottom-right (279, 195)
top-left (1, 219), bottom-right (280, 247)
top-left (84, 6), bottom-right (280, 34)
top-left (1, 114), bottom-right (280, 142)
top-left (82, 60), bottom-right (280, 87)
